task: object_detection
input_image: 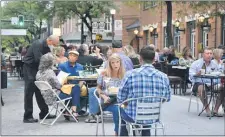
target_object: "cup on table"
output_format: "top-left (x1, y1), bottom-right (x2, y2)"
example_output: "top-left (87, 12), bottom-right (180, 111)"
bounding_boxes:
top-left (78, 70), bottom-right (85, 77)
top-left (200, 69), bottom-right (205, 75)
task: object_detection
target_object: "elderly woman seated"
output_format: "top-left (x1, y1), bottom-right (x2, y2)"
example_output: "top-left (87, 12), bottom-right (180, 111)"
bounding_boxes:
top-left (36, 53), bottom-right (82, 121)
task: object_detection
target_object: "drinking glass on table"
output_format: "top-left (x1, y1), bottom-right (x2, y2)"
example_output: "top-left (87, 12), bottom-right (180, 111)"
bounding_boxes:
top-left (211, 67), bottom-right (215, 73)
top-left (103, 77), bottom-right (111, 94)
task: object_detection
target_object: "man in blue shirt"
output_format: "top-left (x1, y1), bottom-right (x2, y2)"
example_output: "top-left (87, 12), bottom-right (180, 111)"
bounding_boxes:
top-left (117, 46), bottom-right (171, 136)
top-left (58, 50), bottom-right (83, 78)
top-left (111, 40), bottom-right (133, 71)
top-left (58, 50), bottom-right (87, 116)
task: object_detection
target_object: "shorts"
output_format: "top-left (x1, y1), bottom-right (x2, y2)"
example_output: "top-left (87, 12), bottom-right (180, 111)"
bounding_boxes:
top-left (192, 82), bottom-right (210, 96)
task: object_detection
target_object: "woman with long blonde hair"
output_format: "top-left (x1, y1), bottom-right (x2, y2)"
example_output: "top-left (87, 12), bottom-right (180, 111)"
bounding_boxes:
top-left (123, 45), bottom-right (140, 65)
top-left (85, 53), bottom-right (125, 135)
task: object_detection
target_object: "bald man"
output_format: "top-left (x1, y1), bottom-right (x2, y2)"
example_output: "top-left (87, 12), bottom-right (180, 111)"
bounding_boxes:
top-left (23, 35), bottom-right (59, 123)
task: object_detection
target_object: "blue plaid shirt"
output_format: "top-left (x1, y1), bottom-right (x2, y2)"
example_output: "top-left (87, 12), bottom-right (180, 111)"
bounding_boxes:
top-left (117, 64), bottom-right (171, 124)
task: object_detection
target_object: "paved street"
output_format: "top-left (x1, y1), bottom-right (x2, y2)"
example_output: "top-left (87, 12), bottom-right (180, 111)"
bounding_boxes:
top-left (1, 78), bottom-right (225, 136)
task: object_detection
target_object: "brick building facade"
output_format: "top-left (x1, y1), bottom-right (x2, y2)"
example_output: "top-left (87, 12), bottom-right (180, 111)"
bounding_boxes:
top-left (118, 2), bottom-right (225, 58)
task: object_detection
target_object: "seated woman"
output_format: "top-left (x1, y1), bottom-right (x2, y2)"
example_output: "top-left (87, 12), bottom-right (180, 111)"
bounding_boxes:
top-left (179, 46), bottom-right (194, 66)
top-left (85, 53), bottom-right (125, 135)
top-left (36, 53), bottom-right (81, 121)
top-left (123, 45), bottom-right (140, 66)
top-left (212, 48), bottom-right (225, 72)
top-left (53, 46), bottom-right (68, 65)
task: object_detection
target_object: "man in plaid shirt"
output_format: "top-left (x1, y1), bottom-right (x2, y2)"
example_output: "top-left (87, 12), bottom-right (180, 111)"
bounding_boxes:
top-left (117, 46), bottom-right (171, 136)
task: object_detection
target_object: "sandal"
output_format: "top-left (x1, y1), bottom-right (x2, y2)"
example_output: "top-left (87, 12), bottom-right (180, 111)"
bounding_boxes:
top-left (213, 112), bottom-right (223, 117)
top-left (72, 111), bottom-right (79, 121)
top-left (61, 109), bottom-right (70, 121)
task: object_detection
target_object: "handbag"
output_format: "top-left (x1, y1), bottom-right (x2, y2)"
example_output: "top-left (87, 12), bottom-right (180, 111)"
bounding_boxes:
top-left (61, 84), bottom-right (75, 95)
top-left (80, 85), bottom-right (88, 97)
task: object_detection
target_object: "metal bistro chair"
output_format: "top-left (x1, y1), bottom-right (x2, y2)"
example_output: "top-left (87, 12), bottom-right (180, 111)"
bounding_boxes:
top-left (93, 89), bottom-right (115, 136)
top-left (118, 96), bottom-right (167, 136)
top-left (188, 78), bottom-right (200, 113)
top-left (34, 81), bottom-right (78, 126)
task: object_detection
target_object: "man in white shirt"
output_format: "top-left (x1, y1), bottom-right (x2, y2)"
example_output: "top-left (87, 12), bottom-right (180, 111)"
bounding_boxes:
top-left (189, 47), bottom-right (224, 117)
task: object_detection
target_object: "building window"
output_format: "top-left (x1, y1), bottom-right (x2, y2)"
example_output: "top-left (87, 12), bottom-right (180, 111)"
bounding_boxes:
top-left (173, 25), bottom-right (181, 52)
top-left (144, 30), bottom-right (149, 45)
top-left (143, 1), bottom-right (157, 10)
top-left (70, 18), bottom-right (73, 32)
top-left (221, 15), bottom-right (225, 46)
top-left (164, 27), bottom-right (168, 47)
top-left (202, 31), bottom-right (208, 48)
top-left (104, 14), bottom-right (111, 32)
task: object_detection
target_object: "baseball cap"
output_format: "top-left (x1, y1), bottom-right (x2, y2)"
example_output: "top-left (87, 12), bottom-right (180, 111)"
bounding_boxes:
top-left (112, 40), bottom-right (122, 48)
top-left (68, 50), bottom-right (79, 56)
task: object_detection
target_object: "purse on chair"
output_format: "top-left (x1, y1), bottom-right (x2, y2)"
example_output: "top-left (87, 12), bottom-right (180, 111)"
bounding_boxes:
top-left (80, 85), bottom-right (88, 97)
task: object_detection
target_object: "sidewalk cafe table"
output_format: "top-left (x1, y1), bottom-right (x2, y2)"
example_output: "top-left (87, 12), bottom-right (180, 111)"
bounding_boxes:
top-left (193, 74), bottom-right (225, 118)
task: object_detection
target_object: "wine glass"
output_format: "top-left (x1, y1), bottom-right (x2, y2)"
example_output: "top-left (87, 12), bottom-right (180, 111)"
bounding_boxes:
top-left (211, 67), bottom-right (215, 73)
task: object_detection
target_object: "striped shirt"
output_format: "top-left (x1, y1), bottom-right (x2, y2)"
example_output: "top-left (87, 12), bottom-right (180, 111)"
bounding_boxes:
top-left (117, 64), bottom-right (171, 124)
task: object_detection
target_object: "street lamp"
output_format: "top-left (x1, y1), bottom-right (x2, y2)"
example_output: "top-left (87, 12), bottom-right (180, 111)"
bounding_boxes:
top-left (110, 9), bottom-right (116, 42)
top-left (134, 29), bottom-right (138, 35)
top-left (174, 20), bottom-right (185, 33)
top-left (149, 26), bottom-right (158, 37)
top-left (198, 15), bottom-right (211, 31)
top-left (198, 15), bottom-right (205, 23)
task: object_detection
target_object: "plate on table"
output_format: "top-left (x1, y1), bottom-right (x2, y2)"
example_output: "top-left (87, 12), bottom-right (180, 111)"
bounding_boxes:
top-left (108, 87), bottom-right (119, 95)
top-left (86, 74), bottom-right (98, 78)
top-left (210, 72), bottom-right (222, 76)
top-left (67, 76), bottom-right (80, 80)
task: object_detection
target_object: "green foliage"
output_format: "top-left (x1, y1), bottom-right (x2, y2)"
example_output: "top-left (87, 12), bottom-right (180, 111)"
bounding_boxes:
top-left (54, 1), bottom-right (116, 31)
top-left (1, 1), bottom-right (54, 51)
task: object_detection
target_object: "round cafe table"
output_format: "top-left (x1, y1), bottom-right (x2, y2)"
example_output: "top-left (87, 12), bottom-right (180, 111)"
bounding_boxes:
top-left (193, 73), bottom-right (225, 118)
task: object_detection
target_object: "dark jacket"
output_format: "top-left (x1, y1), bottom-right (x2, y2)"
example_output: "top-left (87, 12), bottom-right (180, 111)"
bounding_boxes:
top-left (77, 55), bottom-right (103, 66)
top-left (23, 39), bottom-right (50, 69)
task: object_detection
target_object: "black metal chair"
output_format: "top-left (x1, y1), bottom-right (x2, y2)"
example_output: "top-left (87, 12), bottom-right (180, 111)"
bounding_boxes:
top-left (165, 65), bottom-right (184, 95)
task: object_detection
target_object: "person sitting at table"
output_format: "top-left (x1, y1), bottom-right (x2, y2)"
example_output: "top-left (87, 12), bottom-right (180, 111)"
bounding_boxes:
top-left (189, 47), bottom-right (224, 117)
top-left (117, 46), bottom-right (171, 136)
top-left (212, 48), bottom-right (225, 72)
top-left (179, 46), bottom-right (194, 66)
top-left (85, 53), bottom-right (125, 135)
top-left (111, 40), bottom-right (133, 71)
top-left (36, 53), bottom-right (82, 121)
top-left (58, 50), bottom-right (88, 116)
top-left (159, 47), bottom-right (169, 62)
top-left (123, 45), bottom-right (140, 66)
top-left (77, 44), bottom-right (103, 66)
top-left (53, 46), bottom-right (68, 65)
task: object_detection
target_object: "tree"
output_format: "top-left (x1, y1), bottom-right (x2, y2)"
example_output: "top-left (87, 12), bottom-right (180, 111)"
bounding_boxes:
top-left (2, 1), bottom-right (54, 40)
top-left (54, 1), bottom-right (116, 44)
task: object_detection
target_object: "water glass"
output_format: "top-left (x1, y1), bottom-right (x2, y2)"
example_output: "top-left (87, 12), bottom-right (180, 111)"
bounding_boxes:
top-left (78, 70), bottom-right (85, 77)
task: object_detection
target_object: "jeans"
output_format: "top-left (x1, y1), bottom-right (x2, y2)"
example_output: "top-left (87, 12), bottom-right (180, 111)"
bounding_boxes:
top-left (88, 87), bottom-right (119, 134)
top-left (58, 85), bottom-right (80, 107)
top-left (120, 108), bottom-right (151, 136)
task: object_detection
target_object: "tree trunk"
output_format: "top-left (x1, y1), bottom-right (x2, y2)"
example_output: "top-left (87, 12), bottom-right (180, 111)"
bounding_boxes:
top-left (166, 1), bottom-right (173, 47)
top-left (81, 17), bottom-right (84, 44)
top-left (38, 20), bottom-right (42, 39)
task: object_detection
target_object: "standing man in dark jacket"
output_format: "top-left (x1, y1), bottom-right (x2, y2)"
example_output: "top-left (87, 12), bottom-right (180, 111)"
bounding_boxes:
top-left (23, 35), bottom-right (59, 123)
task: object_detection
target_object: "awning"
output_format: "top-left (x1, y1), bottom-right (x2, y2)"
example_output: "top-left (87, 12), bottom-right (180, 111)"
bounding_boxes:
top-left (126, 20), bottom-right (140, 30)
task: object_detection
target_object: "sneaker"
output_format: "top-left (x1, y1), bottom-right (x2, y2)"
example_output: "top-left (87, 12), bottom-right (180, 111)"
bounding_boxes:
top-left (85, 115), bottom-right (102, 123)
